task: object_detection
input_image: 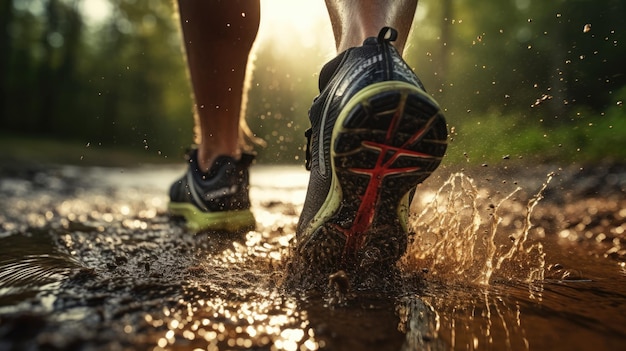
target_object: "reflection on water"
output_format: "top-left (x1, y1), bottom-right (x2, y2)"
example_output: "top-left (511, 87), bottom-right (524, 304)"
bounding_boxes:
top-left (0, 165), bottom-right (625, 350)
top-left (144, 291), bottom-right (320, 350)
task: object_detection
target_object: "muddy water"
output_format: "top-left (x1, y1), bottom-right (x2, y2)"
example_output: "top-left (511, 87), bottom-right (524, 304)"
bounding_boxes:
top-left (0, 164), bottom-right (625, 350)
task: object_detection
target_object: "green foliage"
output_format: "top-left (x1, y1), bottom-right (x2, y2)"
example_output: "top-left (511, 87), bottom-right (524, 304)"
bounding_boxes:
top-left (443, 91), bottom-right (626, 165)
top-left (406, 0), bottom-right (626, 166)
top-left (571, 88), bottom-right (626, 162)
top-left (1, 0), bottom-right (194, 160)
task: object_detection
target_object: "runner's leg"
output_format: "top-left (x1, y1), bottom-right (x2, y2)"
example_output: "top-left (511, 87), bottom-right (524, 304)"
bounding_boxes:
top-left (176, 0), bottom-right (260, 171)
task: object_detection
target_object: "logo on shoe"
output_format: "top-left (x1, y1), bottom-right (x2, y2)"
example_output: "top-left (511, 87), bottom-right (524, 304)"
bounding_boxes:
top-left (203, 185), bottom-right (239, 201)
top-left (338, 54), bottom-right (384, 96)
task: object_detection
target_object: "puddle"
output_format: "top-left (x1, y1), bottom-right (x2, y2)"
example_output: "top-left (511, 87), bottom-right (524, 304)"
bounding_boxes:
top-left (0, 164), bottom-right (625, 350)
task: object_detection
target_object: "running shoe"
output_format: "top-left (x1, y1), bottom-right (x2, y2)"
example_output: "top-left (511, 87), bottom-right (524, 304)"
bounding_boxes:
top-left (296, 27), bottom-right (448, 270)
top-left (168, 149), bottom-right (256, 232)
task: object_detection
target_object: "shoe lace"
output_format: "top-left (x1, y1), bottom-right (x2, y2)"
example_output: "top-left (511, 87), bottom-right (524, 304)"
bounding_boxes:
top-left (377, 26), bottom-right (398, 43)
top-left (378, 27), bottom-right (398, 81)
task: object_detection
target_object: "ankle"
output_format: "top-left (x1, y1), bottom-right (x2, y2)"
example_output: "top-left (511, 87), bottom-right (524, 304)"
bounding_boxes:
top-left (196, 148), bottom-right (241, 173)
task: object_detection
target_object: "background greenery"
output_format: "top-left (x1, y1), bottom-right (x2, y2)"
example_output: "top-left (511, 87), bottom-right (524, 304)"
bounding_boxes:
top-left (1, 0), bottom-right (624, 167)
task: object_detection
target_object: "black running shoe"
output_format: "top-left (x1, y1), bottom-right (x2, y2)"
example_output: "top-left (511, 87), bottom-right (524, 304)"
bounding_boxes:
top-left (296, 27), bottom-right (448, 270)
top-left (168, 149), bottom-right (255, 232)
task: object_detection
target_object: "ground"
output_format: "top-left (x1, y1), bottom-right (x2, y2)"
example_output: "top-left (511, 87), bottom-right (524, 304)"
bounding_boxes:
top-left (0, 161), bottom-right (625, 350)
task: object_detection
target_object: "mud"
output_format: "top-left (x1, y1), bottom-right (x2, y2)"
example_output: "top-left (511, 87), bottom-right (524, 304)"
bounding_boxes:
top-left (0, 162), bottom-right (625, 350)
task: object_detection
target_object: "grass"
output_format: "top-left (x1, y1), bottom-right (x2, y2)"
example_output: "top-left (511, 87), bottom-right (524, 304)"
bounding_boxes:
top-left (0, 133), bottom-right (183, 168)
top-left (443, 107), bottom-right (626, 166)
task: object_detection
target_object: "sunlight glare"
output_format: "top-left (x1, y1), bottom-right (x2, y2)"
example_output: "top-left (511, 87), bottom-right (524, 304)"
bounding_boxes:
top-left (80, 0), bottom-right (112, 25)
top-left (257, 0), bottom-right (334, 53)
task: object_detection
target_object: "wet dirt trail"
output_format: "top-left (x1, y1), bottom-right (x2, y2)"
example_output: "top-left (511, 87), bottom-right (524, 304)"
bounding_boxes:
top-left (1, 163), bottom-right (625, 350)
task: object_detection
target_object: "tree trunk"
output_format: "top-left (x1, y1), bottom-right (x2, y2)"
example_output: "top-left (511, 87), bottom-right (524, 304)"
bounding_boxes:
top-left (0, 0), bottom-right (14, 126)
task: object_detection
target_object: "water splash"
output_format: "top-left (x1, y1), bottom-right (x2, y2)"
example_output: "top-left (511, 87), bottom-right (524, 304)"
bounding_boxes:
top-left (401, 172), bottom-right (553, 288)
top-left (0, 231), bottom-right (84, 293)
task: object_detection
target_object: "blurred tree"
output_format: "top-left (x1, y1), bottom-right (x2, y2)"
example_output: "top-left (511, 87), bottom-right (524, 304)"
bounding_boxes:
top-left (0, 0), bottom-right (194, 159)
top-left (0, 0), bottom-right (13, 126)
top-left (3, 0), bottom-right (45, 131)
top-left (37, 0), bottom-right (83, 133)
top-left (405, 0), bottom-right (625, 163)
top-left (84, 0), bottom-right (198, 156)
top-left (86, 0), bottom-right (192, 155)
top-left (421, 0), bottom-right (626, 123)
top-left (0, 0), bottom-right (623, 164)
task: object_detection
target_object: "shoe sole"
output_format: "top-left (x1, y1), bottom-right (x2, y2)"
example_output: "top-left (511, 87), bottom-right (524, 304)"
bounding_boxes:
top-left (299, 81), bottom-right (447, 267)
top-left (168, 203), bottom-right (255, 232)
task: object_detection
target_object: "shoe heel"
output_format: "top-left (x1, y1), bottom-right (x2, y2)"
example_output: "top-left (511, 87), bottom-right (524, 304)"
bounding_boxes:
top-left (330, 81), bottom-right (448, 262)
